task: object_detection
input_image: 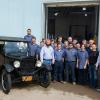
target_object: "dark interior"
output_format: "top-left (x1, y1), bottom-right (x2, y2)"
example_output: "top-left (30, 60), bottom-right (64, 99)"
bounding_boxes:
top-left (47, 6), bottom-right (99, 41)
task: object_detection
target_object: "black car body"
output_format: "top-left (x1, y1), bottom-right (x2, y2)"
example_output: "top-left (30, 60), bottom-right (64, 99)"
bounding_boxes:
top-left (0, 36), bottom-right (51, 94)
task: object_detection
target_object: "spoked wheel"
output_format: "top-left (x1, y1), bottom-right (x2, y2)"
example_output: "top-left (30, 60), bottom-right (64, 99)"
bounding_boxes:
top-left (39, 68), bottom-right (51, 88)
top-left (1, 70), bottom-right (12, 94)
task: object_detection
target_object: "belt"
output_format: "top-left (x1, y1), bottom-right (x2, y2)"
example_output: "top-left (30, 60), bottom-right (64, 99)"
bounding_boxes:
top-left (43, 59), bottom-right (52, 61)
top-left (55, 60), bottom-right (63, 62)
top-left (66, 61), bottom-right (76, 62)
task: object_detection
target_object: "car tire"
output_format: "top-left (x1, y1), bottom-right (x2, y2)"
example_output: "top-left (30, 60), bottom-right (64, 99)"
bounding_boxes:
top-left (1, 69), bottom-right (12, 94)
top-left (39, 69), bottom-right (51, 88)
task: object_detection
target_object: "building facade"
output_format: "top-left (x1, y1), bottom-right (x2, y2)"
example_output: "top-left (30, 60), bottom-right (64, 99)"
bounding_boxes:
top-left (0, 0), bottom-right (100, 48)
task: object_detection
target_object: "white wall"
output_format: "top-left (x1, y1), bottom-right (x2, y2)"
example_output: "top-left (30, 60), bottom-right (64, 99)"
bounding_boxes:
top-left (0, 0), bottom-right (99, 44)
top-left (43, 0), bottom-right (99, 3)
top-left (0, 0), bottom-right (42, 43)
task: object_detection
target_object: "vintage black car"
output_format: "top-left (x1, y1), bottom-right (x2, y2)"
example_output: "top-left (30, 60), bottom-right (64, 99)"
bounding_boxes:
top-left (0, 36), bottom-right (51, 94)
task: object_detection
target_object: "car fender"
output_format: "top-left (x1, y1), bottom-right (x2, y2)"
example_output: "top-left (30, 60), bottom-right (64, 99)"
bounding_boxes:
top-left (3, 64), bottom-right (14, 73)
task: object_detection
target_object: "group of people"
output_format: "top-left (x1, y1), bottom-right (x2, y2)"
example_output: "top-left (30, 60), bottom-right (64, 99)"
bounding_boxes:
top-left (24, 29), bottom-right (100, 89)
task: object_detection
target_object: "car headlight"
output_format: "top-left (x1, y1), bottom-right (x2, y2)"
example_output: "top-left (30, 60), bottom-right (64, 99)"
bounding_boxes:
top-left (14, 61), bottom-right (20, 68)
top-left (36, 61), bottom-right (42, 67)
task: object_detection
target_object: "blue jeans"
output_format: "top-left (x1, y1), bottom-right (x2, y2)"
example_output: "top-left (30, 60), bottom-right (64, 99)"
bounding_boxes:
top-left (89, 64), bottom-right (97, 88)
top-left (78, 69), bottom-right (87, 85)
top-left (65, 61), bottom-right (76, 82)
top-left (43, 60), bottom-right (52, 82)
top-left (43, 60), bottom-right (52, 71)
top-left (54, 61), bottom-right (64, 81)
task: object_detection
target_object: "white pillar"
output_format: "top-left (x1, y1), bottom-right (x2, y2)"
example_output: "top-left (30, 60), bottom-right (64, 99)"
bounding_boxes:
top-left (98, 5), bottom-right (100, 51)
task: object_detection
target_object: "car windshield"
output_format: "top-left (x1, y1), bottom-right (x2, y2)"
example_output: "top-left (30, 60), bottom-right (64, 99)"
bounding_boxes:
top-left (4, 42), bottom-right (28, 56)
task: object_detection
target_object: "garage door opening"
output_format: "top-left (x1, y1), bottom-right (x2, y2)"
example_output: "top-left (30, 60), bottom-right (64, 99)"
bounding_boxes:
top-left (46, 6), bottom-right (99, 42)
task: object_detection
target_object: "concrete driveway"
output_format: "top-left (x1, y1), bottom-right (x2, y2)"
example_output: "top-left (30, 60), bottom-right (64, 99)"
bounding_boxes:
top-left (0, 82), bottom-right (100, 100)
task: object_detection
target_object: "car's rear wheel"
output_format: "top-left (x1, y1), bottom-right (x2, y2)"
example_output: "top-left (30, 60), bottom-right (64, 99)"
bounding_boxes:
top-left (1, 69), bottom-right (12, 94)
top-left (39, 69), bottom-right (51, 88)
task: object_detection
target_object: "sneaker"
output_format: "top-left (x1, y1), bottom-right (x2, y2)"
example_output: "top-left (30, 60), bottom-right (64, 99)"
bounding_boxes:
top-left (73, 82), bottom-right (76, 85)
top-left (60, 81), bottom-right (64, 83)
top-left (63, 81), bottom-right (67, 84)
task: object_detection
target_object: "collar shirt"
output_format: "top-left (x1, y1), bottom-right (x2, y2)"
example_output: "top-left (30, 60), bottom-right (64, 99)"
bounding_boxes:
top-left (30, 43), bottom-right (39, 56)
top-left (40, 45), bottom-right (54, 63)
top-left (24, 35), bottom-right (33, 42)
top-left (54, 49), bottom-right (64, 61)
top-left (63, 48), bottom-right (77, 62)
top-left (77, 50), bottom-right (88, 69)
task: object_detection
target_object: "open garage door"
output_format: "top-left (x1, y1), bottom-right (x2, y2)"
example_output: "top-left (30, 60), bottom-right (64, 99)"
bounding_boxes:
top-left (46, 5), bottom-right (99, 42)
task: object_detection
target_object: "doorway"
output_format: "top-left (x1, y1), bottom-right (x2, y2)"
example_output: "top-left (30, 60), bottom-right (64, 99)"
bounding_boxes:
top-left (45, 5), bottom-right (99, 42)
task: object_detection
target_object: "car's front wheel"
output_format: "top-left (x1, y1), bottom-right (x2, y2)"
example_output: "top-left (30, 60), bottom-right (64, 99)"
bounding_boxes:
top-left (39, 68), bottom-right (51, 88)
top-left (1, 69), bottom-right (12, 94)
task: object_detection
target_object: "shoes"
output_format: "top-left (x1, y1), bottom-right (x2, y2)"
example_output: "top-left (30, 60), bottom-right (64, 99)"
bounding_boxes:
top-left (73, 82), bottom-right (76, 85)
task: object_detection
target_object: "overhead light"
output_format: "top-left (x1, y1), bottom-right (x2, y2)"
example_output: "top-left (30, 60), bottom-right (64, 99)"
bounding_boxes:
top-left (54, 12), bottom-right (59, 16)
top-left (85, 14), bottom-right (87, 16)
top-left (82, 7), bottom-right (86, 11)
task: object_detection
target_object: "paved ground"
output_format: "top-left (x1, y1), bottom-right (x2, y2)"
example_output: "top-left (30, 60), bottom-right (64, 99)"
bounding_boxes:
top-left (0, 82), bottom-right (100, 100)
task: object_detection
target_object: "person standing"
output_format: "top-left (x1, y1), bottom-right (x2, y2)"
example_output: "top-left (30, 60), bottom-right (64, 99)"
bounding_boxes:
top-left (24, 29), bottom-right (34, 55)
top-left (88, 44), bottom-right (99, 88)
top-left (54, 43), bottom-right (64, 83)
top-left (57, 36), bottom-right (64, 48)
top-left (29, 37), bottom-right (39, 58)
top-left (63, 40), bottom-right (69, 50)
top-left (63, 43), bottom-right (77, 85)
top-left (40, 39), bottom-right (54, 71)
top-left (68, 37), bottom-right (73, 44)
top-left (24, 29), bottom-right (34, 42)
top-left (77, 44), bottom-right (88, 85)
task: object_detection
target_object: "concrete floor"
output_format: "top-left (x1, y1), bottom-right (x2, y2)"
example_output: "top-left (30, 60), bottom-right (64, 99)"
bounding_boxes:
top-left (0, 82), bottom-right (100, 100)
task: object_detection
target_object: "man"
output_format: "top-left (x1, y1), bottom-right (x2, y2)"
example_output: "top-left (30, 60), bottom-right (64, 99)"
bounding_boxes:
top-left (63, 43), bottom-right (77, 85)
top-left (24, 29), bottom-right (34, 54)
top-left (63, 40), bottom-right (69, 49)
top-left (29, 37), bottom-right (39, 58)
top-left (77, 44), bottom-right (88, 85)
top-left (57, 36), bottom-right (64, 48)
top-left (37, 41), bottom-right (45, 60)
top-left (96, 52), bottom-right (100, 91)
top-left (40, 39), bottom-right (54, 71)
top-left (76, 43), bottom-right (81, 51)
top-left (88, 44), bottom-right (99, 88)
top-left (24, 29), bottom-right (34, 42)
top-left (73, 39), bottom-right (78, 48)
top-left (68, 37), bottom-right (73, 44)
top-left (54, 43), bottom-right (64, 83)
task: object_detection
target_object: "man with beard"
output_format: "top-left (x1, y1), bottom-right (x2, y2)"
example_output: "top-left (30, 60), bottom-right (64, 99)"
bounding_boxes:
top-left (40, 39), bottom-right (54, 71)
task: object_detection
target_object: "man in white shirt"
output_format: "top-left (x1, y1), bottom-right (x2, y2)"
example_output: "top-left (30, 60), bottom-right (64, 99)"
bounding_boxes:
top-left (40, 39), bottom-right (54, 70)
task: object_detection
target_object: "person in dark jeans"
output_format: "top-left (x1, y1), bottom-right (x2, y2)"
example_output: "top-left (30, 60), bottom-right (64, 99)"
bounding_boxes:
top-left (54, 43), bottom-right (64, 83)
top-left (77, 44), bottom-right (88, 85)
top-left (63, 43), bottom-right (77, 85)
top-left (88, 44), bottom-right (99, 88)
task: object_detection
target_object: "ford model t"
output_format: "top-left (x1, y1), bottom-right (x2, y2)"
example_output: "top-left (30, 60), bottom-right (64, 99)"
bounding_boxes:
top-left (0, 36), bottom-right (51, 94)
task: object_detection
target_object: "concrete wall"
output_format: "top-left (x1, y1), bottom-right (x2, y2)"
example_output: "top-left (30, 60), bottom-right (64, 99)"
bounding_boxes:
top-left (0, 0), bottom-right (42, 43)
top-left (0, 0), bottom-right (99, 44)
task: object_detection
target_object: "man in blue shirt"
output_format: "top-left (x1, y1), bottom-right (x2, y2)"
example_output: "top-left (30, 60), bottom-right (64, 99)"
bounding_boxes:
top-left (77, 44), bottom-right (88, 85)
top-left (24, 29), bottom-right (34, 42)
top-left (30, 37), bottom-right (39, 58)
top-left (57, 36), bottom-right (64, 49)
top-left (24, 29), bottom-right (34, 55)
top-left (63, 43), bottom-right (77, 85)
top-left (54, 43), bottom-right (64, 82)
